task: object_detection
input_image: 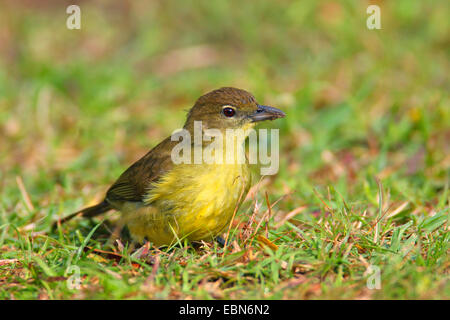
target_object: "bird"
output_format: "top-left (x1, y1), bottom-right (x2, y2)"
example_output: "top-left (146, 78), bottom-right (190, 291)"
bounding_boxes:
top-left (55, 87), bottom-right (285, 246)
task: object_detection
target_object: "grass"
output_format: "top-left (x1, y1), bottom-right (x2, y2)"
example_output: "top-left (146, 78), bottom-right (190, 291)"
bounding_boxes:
top-left (0, 0), bottom-right (449, 299)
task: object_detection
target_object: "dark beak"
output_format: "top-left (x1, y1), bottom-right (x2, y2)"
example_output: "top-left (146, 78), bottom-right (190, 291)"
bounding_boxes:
top-left (250, 105), bottom-right (286, 122)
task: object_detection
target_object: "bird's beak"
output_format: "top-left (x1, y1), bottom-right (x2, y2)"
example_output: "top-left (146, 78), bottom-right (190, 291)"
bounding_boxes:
top-left (250, 105), bottom-right (286, 122)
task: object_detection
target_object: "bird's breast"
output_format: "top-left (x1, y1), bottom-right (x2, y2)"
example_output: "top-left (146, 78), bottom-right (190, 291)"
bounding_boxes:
top-left (136, 162), bottom-right (250, 244)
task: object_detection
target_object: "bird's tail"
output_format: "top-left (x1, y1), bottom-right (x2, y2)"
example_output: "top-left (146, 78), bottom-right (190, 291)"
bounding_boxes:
top-left (52, 200), bottom-right (112, 229)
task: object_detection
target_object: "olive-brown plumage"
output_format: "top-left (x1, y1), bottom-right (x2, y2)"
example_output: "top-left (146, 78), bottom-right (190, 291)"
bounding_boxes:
top-left (56, 87), bottom-right (285, 244)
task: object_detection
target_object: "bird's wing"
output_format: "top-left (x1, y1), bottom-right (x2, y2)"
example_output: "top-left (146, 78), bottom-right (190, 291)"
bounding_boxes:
top-left (106, 137), bottom-right (176, 204)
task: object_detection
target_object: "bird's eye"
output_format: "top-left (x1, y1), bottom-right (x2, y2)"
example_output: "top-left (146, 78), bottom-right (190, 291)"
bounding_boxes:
top-left (222, 107), bottom-right (236, 117)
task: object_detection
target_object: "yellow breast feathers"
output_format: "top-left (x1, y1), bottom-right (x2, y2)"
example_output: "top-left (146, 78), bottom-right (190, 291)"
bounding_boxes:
top-left (122, 163), bottom-right (250, 245)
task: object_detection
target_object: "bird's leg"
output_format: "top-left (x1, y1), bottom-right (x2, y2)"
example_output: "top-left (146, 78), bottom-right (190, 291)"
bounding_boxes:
top-left (215, 236), bottom-right (227, 247)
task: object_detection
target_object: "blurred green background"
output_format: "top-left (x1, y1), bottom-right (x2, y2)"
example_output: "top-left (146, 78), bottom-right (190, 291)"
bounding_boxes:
top-left (0, 0), bottom-right (448, 299)
top-left (1, 0), bottom-right (448, 202)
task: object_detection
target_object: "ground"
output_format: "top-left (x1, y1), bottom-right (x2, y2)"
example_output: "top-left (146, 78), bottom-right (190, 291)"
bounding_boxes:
top-left (0, 1), bottom-right (448, 299)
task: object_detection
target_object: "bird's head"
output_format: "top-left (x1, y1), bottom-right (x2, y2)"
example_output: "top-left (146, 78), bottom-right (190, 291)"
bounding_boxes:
top-left (184, 87), bottom-right (285, 132)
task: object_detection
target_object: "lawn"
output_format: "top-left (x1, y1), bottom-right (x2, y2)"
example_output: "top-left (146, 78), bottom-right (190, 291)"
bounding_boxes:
top-left (0, 0), bottom-right (448, 299)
